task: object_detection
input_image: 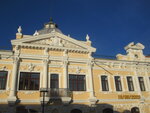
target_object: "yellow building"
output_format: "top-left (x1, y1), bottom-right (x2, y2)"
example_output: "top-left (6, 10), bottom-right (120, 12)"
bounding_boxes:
top-left (0, 19), bottom-right (150, 113)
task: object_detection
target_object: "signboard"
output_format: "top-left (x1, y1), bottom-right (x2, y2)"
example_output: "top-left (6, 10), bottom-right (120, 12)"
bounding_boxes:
top-left (118, 95), bottom-right (140, 99)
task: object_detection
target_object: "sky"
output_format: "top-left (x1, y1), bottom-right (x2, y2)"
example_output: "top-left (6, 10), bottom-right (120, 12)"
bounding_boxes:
top-left (0, 0), bottom-right (150, 57)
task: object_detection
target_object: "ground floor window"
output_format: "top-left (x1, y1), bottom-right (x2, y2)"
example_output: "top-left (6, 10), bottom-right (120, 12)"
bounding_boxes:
top-left (131, 107), bottom-right (140, 113)
top-left (16, 106), bottom-right (28, 113)
top-left (69, 74), bottom-right (86, 91)
top-left (19, 72), bottom-right (40, 90)
top-left (103, 108), bottom-right (113, 113)
top-left (71, 109), bottom-right (82, 113)
top-left (0, 71), bottom-right (8, 90)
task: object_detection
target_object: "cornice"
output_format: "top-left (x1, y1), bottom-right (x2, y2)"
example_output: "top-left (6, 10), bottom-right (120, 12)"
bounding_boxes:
top-left (11, 31), bottom-right (96, 53)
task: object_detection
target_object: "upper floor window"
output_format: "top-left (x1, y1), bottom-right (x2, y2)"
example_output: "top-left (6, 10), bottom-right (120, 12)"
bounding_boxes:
top-left (19, 72), bottom-right (40, 90)
top-left (127, 76), bottom-right (134, 91)
top-left (0, 71), bottom-right (8, 90)
top-left (50, 74), bottom-right (59, 89)
top-left (114, 76), bottom-right (122, 91)
top-left (101, 75), bottom-right (109, 91)
top-left (69, 74), bottom-right (86, 91)
top-left (138, 77), bottom-right (145, 91)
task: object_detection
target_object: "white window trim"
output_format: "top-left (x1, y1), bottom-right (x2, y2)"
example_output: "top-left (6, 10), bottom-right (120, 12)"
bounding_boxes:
top-left (126, 75), bottom-right (135, 92)
top-left (114, 75), bottom-right (123, 92)
top-left (68, 73), bottom-right (87, 92)
top-left (0, 70), bottom-right (10, 91)
top-left (99, 75), bottom-right (111, 93)
top-left (48, 72), bottom-right (61, 89)
top-left (137, 76), bottom-right (146, 91)
top-left (17, 70), bottom-right (41, 91)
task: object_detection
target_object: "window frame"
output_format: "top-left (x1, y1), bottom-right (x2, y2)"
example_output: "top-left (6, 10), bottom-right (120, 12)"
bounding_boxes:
top-left (114, 76), bottom-right (122, 91)
top-left (138, 77), bottom-right (146, 91)
top-left (69, 74), bottom-right (86, 91)
top-left (50, 73), bottom-right (59, 89)
top-left (0, 71), bottom-right (8, 90)
top-left (126, 76), bottom-right (134, 91)
top-left (18, 72), bottom-right (40, 91)
top-left (101, 75), bottom-right (109, 91)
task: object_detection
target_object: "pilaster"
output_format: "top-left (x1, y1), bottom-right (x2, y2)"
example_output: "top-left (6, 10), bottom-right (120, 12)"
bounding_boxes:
top-left (63, 60), bottom-right (68, 89)
top-left (7, 57), bottom-right (19, 105)
top-left (87, 60), bottom-right (98, 104)
top-left (42, 59), bottom-right (49, 88)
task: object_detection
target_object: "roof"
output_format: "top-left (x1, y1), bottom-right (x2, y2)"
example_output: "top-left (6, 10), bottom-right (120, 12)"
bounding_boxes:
top-left (38, 18), bottom-right (63, 35)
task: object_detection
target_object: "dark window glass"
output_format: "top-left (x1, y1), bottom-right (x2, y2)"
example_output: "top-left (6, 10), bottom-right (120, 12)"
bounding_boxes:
top-left (127, 76), bottom-right (134, 91)
top-left (50, 74), bottom-right (59, 88)
top-left (131, 107), bottom-right (140, 113)
top-left (138, 77), bottom-right (145, 91)
top-left (19, 72), bottom-right (40, 90)
top-left (103, 108), bottom-right (113, 113)
top-left (69, 74), bottom-right (86, 91)
top-left (101, 75), bottom-right (109, 91)
top-left (114, 76), bottom-right (122, 91)
top-left (0, 71), bottom-right (8, 90)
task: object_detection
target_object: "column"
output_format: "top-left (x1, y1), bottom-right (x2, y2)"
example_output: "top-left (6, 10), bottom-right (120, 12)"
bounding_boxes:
top-left (63, 60), bottom-right (68, 89)
top-left (42, 59), bottom-right (49, 88)
top-left (8, 57), bottom-right (19, 103)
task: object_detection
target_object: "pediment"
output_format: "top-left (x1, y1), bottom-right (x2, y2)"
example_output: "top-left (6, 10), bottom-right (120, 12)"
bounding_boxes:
top-left (28, 36), bottom-right (84, 49)
top-left (11, 32), bottom-right (96, 52)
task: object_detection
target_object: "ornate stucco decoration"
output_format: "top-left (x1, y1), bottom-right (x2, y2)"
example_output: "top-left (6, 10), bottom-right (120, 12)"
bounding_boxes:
top-left (0, 66), bottom-right (7, 70)
top-left (31, 36), bottom-right (84, 50)
top-left (17, 26), bottom-right (22, 34)
top-left (124, 42), bottom-right (145, 50)
top-left (117, 42), bottom-right (145, 61)
top-left (24, 91), bottom-right (38, 94)
top-left (27, 63), bottom-right (35, 72)
top-left (76, 66), bottom-right (81, 74)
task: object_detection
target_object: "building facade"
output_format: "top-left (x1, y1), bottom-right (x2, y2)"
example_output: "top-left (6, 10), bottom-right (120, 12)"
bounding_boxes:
top-left (0, 20), bottom-right (150, 113)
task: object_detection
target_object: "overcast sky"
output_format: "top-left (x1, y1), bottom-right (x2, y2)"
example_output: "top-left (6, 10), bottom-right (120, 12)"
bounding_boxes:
top-left (0, 0), bottom-right (150, 57)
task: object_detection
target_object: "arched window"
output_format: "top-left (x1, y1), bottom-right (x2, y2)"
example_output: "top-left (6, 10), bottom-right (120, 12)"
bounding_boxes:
top-left (29, 109), bottom-right (38, 113)
top-left (71, 109), bottom-right (82, 113)
top-left (103, 108), bottom-right (113, 113)
top-left (131, 107), bottom-right (140, 113)
top-left (52, 109), bottom-right (59, 113)
top-left (16, 106), bottom-right (28, 113)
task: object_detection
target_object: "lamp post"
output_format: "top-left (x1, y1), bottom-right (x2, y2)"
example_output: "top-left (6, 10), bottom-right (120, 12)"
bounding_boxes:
top-left (40, 88), bottom-right (48, 113)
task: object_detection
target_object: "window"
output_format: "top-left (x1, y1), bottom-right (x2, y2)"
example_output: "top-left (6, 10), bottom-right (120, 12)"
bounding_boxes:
top-left (69, 74), bottom-right (86, 91)
top-left (101, 75), bottom-right (109, 91)
top-left (103, 108), bottom-right (113, 113)
top-left (131, 107), bottom-right (140, 113)
top-left (114, 76), bottom-right (122, 91)
top-left (138, 77), bottom-right (145, 91)
top-left (0, 71), bottom-right (8, 90)
top-left (19, 72), bottom-right (40, 90)
top-left (127, 76), bottom-right (134, 91)
top-left (50, 74), bottom-right (59, 88)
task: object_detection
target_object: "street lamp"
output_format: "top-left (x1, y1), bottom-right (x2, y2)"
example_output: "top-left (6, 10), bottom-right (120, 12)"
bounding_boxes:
top-left (40, 88), bottom-right (48, 113)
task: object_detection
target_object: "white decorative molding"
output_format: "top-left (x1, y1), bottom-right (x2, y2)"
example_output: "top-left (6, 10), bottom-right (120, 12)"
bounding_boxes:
top-left (27, 63), bottom-right (35, 72)
top-left (76, 66), bottom-right (81, 74)
top-left (125, 42), bottom-right (145, 50)
top-left (24, 91), bottom-right (38, 94)
top-left (0, 66), bottom-right (7, 70)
